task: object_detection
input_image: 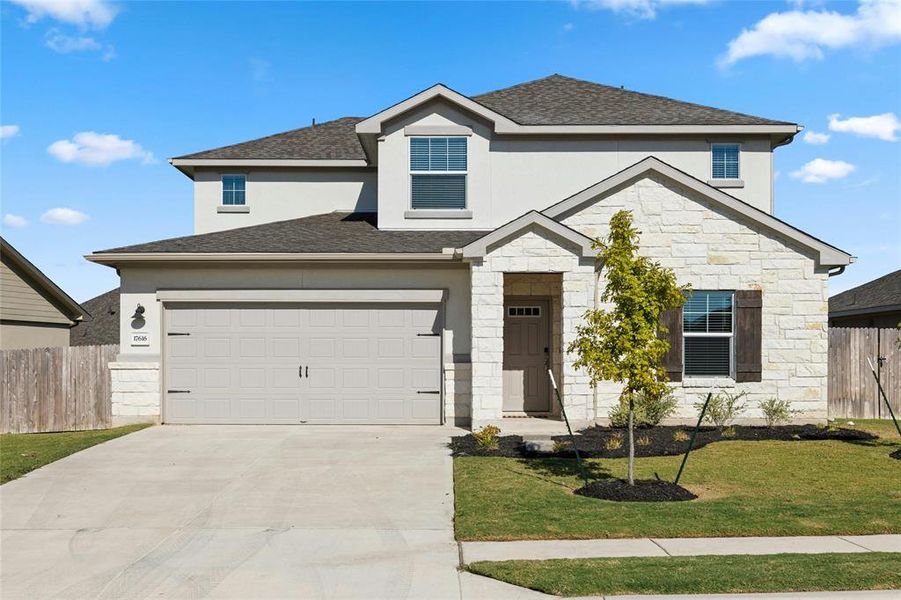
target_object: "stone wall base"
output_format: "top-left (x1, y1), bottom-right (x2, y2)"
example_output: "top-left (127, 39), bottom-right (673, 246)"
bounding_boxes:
top-left (109, 361), bottom-right (161, 421)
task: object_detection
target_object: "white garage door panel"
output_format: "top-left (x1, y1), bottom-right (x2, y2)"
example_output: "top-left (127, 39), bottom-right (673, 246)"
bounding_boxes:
top-left (164, 303), bottom-right (442, 424)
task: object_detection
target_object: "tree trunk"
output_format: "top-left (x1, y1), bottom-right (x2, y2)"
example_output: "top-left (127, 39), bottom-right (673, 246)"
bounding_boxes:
top-left (627, 396), bottom-right (635, 485)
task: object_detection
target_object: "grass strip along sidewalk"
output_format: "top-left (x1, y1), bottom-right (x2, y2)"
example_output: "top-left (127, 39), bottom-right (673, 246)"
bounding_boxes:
top-left (467, 552), bottom-right (901, 597)
top-left (1, 424), bottom-right (151, 484)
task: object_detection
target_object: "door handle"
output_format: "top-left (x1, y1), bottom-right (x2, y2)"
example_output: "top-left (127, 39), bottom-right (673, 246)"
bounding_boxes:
top-left (299, 365), bottom-right (303, 378)
top-left (417, 390), bottom-right (440, 394)
top-left (167, 390), bottom-right (190, 394)
top-left (305, 366), bottom-right (309, 378)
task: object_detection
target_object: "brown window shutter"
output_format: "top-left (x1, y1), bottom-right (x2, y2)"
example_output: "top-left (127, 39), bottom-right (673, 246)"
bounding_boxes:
top-left (735, 290), bottom-right (763, 382)
top-left (659, 306), bottom-right (683, 382)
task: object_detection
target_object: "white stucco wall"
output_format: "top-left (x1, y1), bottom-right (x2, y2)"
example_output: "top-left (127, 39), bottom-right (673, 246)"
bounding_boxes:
top-left (560, 174), bottom-right (830, 421)
top-left (376, 99), bottom-right (774, 231)
top-left (193, 168), bottom-right (377, 234)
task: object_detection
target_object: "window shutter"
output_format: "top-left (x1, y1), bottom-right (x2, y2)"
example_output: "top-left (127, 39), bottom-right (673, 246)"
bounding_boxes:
top-left (660, 307), bottom-right (683, 382)
top-left (735, 290), bottom-right (762, 382)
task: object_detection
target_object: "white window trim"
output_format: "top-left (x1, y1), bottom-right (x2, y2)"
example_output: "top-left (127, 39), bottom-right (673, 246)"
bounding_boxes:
top-left (409, 137), bottom-right (468, 212)
top-left (221, 173), bottom-right (247, 207)
top-left (709, 142), bottom-right (741, 181)
top-left (683, 291), bottom-right (735, 379)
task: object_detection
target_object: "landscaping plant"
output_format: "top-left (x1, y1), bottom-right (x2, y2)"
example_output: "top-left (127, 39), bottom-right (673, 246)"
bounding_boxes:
top-left (759, 397), bottom-right (795, 428)
top-left (568, 210), bottom-right (687, 485)
top-left (694, 389), bottom-right (748, 428)
top-left (472, 425), bottom-right (501, 450)
top-left (609, 387), bottom-right (678, 428)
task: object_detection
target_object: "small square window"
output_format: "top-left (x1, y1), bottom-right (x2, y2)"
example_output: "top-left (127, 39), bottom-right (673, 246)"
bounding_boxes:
top-left (711, 144), bottom-right (740, 180)
top-left (508, 306), bottom-right (541, 318)
top-left (222, 175), bottom-right (246, 206)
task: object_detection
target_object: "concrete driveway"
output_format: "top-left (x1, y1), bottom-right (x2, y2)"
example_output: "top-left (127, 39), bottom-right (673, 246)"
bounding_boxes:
top-left (0, 425), bottom-right (476, 600)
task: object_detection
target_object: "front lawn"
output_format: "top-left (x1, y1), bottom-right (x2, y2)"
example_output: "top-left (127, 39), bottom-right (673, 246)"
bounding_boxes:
top-left (1, 424), bottom-right (152, 484)
top-left (455, 426), bottom-right (900, 540)
top-left (468, 553), bottom-right (901, 597)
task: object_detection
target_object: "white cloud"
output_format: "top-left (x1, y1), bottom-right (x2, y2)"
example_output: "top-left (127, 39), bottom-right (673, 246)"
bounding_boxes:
top-left (40, 208), bottom-right (89, 225)
top-left (2, 214), bottom-right (28, 228)
top-left (828, 112), bottom-right (900, 141)
top-left (0, 125), bottom-right (21, 139)
top-left (47, 131), bottom-right (154, 166)
top-left (791, 158), bottom-right (856, 183)
top-left (802, 130), bottom-right (831, 144)
top-left (9, 0), bottom-right (118, 29)
top-left (720, 0), bottom-right (901, 66)
top-left (563, 22), bottom-right (575, 32)
top-left (570, 0), bottom-right (709, 20)
top-left (44, 29), bottom-right (114, 60)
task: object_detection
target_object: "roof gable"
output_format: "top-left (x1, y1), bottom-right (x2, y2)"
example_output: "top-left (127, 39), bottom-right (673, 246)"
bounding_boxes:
top-left (462, 211), bottom-right (594, 259)
top-left (542, 157), bottom-right (853, 269)
top-left (0, 237), bottom-right (84, 322)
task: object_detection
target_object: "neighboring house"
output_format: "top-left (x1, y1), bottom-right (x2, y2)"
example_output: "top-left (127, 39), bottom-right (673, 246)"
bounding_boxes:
top-left (829, 269), bottom-right (901, 328)
top-left (1, 237), bottom-right (84, 350)
top-left (70, 287), bottom-right (121, 346)
top-left (87, 74), bottom-right (853, 427)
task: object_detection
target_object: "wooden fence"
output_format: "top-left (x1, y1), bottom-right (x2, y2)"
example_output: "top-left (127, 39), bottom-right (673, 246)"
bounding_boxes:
top-left (0, 344), bottom-right (118, 434)
top-left (828, 328), bottom-right (900, 419)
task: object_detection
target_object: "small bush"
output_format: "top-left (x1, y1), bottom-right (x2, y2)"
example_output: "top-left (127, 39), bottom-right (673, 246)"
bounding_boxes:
top-left (608, 388), bottom-right (678, 428)
top-left (605, 432), bottom-right (624, 450)
top-left (721, 425), bottom-right (737, 438)
top-left (637, 434), bottom-right (651, 447)
top-left (672, 430), bottom-right (690, 442)
top-left (694, 389), bottom-right (748, 428)
top-left (552, 440), bottom-right (569, 454)
top-left (472, 425), bottom-right (501, 450)
top-left (759, 397), bottom-right (795, 427)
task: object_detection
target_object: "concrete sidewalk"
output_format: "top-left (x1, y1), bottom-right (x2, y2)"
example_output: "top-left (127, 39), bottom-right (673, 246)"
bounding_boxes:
top-left (461, 534), bottom-right (901, 563)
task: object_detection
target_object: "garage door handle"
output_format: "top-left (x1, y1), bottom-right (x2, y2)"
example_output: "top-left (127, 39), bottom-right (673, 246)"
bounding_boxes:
top-left (417, 333), bottom-right (440, 337)
top-left (167, 332), bottom-right (191, 336)
top-left (168, 390), bottom-right (190, 394)
top-left (305, 366), bottom-right (309, 378)
top-left (417, 390), bottom-right (440, 394)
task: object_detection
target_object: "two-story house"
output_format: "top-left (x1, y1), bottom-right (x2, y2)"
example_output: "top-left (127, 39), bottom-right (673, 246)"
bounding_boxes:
top-left (88, 75), bottom-right (853, 428)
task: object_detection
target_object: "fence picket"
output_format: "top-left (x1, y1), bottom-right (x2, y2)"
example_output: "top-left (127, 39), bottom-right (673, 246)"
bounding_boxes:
top-left (829, 327), bottom-right (900, 419)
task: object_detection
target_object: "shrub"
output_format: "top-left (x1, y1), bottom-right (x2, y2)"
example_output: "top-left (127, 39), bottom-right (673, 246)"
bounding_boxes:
top-left (721, 425), bottom-right (737, 438)
top-left (759, 397), bottom-right (795, 427)
top-left (605, 432), bottom-right (624, 450)
top-left (672, 430), bottom-right (690, 442)
top-left (608, 388), bottom-right (678, 428)
top-left (552, 440), bottom-right (569, 454)
top-left (694, 389), bottom-right (748, 428)
top-left (636, 434), bottom-right (651, 447)
top-left (472, 425), bottom-right (501, 450)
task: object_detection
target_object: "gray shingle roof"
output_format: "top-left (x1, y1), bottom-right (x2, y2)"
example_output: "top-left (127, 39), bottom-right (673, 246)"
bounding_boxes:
top-left (175, 117), bottom-right (366, 161)
top-left (94, 212), bottom-right (484, 255)
top-left (829, 269), bottom-right (901, 316)
top-left (174, 75), bottom-right (793, 161)
top-left (473, 75), bottom-right (793, 126)
top-left (70, 287), bottom-right (120, 346)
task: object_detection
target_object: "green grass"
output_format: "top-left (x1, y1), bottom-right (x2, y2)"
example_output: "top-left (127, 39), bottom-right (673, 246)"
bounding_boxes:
top-left (832, 418), bottom-right (901, 440)
top-left (1, 424), bottom-right (151, 484)
top-left (454, 423), bottom-right (901, 540)
top-left (467, 553), bottom-right (901, 596)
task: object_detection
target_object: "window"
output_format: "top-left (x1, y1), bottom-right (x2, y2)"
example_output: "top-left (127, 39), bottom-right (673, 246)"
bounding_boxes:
top-left (711, 144), bottom-right (740, 179)
top-left (222, 175), bottom-right (246, 205)
top-left (683, 291), bottom-right (734, 377)
top-left (410, 137), bottom-right (466, 209)
top-left (508, 306), bottom-right (541, 317)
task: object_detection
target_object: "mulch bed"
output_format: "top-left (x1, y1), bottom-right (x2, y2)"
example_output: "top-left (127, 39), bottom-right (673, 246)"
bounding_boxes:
top-left (890, 448), bottom-right (901, 461)
top-left (574, 478), bottom-right (697, 502)
top-left (449, 424), bottom-right (875, 459)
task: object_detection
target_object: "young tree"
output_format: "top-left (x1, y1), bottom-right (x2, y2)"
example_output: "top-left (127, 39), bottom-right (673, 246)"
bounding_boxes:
top-left (568, 210), bottom-right (688, 485)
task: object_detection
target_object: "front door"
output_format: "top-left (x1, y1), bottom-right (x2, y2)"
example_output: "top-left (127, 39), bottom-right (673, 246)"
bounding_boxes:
top-left (502, 299), bottom-right (551, 413)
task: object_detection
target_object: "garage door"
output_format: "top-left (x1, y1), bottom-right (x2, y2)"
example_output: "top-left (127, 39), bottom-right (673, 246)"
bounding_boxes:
top-left (164, 303), bottom-right (442, 424)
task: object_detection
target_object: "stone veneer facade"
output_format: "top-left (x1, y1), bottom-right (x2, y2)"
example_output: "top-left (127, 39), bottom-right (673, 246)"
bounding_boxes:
top-left (109, 361), bottom-right (160, 425)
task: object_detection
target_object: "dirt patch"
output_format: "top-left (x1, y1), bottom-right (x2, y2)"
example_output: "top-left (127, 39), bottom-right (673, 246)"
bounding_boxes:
top-left (450, 425), bottom-right (875, 459)
top-left (574, 478), bottom-right (697, 502)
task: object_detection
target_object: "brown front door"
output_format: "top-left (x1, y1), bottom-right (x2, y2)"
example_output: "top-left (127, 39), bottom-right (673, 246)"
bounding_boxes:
top-left (503, 299), bottom-right (551, 413)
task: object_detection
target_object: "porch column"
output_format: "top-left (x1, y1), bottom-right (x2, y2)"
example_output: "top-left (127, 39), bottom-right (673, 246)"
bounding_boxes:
top-left (469, 262), bottom-right (504, 426)
top-left (561, 268), bottom-right (596, 423)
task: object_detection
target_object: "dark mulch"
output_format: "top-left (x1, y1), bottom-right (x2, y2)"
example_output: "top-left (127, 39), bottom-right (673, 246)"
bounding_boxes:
top-left (891, 448), bottom-right (901, 461)
top-left (574, 478), bottom-right (697, 502)
top-left (449, 424), bottom-right (876, 459)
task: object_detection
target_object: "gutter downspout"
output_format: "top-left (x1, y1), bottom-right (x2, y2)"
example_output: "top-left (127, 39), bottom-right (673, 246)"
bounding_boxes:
top-left (828, 266), bottom-right (846, 277)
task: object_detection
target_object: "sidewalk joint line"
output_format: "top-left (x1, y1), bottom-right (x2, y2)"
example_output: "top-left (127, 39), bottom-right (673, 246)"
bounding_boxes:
top-left (838, 535), bottom-right (875, 552)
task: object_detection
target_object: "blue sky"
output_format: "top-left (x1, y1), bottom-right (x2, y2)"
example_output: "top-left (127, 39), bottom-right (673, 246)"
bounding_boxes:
top-left (1, 0), bottom-right (899, 302)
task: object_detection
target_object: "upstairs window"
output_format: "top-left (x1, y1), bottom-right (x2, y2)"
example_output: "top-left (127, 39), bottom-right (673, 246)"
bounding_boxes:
top-left (222, 175), bottom-right (246, 205)
top-left (683, 291), bottom-right (734, 377)
top-left (410, 137), bottom-right (467, 210)
top-left (711, 144), bottom-right (740, 179)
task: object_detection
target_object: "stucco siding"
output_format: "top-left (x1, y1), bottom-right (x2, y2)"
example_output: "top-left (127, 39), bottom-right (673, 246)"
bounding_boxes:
top-left (0, 261), bottom-right (72, 325)
top-left (193, 168), bottom-right (378, 234)
top-left (561, 173), bottom-right (829, 421)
